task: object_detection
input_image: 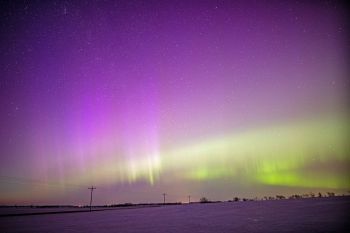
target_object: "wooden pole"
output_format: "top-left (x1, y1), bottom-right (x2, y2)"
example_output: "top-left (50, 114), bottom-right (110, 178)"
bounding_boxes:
top-left (88, 186), bottom-right (96, 211)
top-left (163, 193), bottom-right (166, 204)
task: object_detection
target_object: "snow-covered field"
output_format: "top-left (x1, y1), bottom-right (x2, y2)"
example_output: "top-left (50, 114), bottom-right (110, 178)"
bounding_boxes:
top-left (1, 197), bottom-right (349, 233)
top-left (0, 205), bottom-right (160, 216)
top-left (0, 207), bottom-right (92, 215)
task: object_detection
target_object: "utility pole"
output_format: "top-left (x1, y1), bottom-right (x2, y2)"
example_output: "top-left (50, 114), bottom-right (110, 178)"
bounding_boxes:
top-left (162, 193), bottom-right (166, 204)
top-left (188, 195), bottom-right (191, 204)
top-left (88, 186), bottom-right (96, 212)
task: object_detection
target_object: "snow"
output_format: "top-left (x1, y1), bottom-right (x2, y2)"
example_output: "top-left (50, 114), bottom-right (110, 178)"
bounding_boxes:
top-left (0, 207), bottom-right (90, 215)
top-left (1, 197), bottom-right (349, 233)
top-left (0, 206), bottom-right (144, 216)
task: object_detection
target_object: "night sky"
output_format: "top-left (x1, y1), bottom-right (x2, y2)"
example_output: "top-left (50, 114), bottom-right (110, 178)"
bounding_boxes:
top-left (0, 1), bottom-right (349, 205)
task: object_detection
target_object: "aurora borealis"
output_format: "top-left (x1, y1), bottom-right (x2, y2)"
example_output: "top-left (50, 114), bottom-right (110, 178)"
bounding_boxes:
top-left (0, 1), bottom-right (349, 205)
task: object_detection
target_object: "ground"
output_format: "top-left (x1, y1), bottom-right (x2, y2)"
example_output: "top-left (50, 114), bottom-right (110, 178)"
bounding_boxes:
top-left (1, 197), bottom-right (349, 233)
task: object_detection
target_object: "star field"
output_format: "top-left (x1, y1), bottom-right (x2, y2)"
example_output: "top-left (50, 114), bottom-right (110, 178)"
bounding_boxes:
top-left (0, 1), bottom-right (349, 204)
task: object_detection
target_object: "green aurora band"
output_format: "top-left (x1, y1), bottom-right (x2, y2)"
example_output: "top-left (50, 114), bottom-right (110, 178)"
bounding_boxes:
top-left (69, 114), bottom-right (349, 191)
top-left (162, 115), bottom-right (350, 189)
